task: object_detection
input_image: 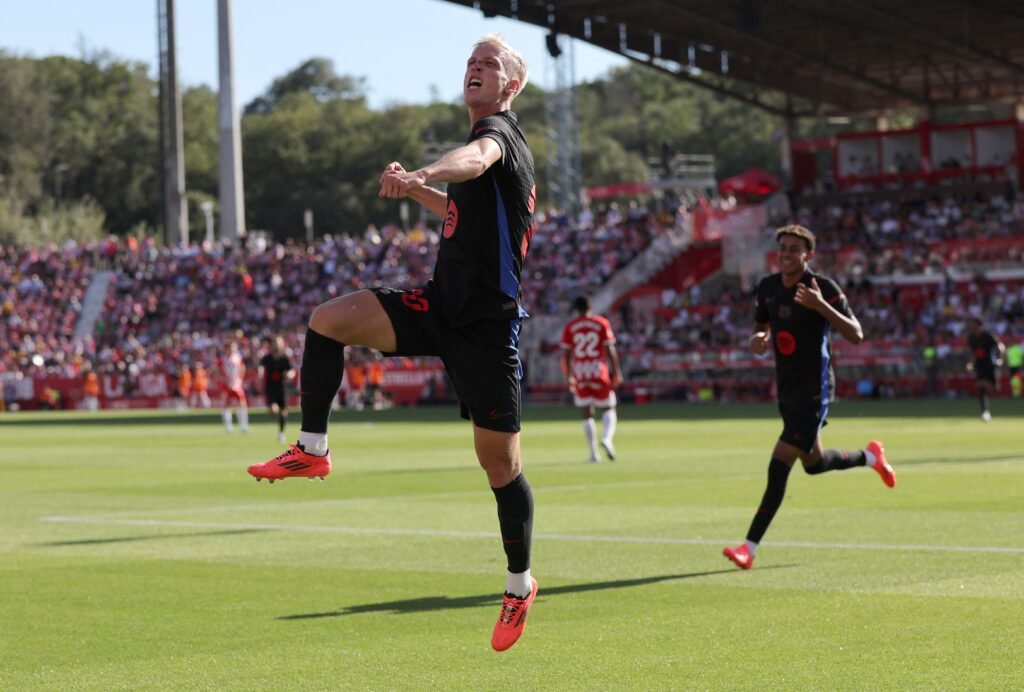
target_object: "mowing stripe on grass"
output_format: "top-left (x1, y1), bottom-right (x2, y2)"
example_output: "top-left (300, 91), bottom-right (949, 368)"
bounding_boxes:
top-left (40, 515), bottom-right (1024, 554)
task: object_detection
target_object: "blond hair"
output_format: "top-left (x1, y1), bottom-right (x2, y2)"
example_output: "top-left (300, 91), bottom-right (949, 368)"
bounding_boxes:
top-left (775, 224), bottom-right (816, 252)
top-left (475, 33), bottom-right (529, 95)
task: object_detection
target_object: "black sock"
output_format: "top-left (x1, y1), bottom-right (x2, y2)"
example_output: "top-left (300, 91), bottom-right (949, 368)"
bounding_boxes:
top-left (805, 449), bottom-right (868, 474)
top-left (746, 458), bottom-right (791, 544)
top-left (278, 411), bottom-right (287, 433)
top-left (491, 473), bottom-right (534, 574)
top-left (980, 391), bottom-right (989, 413)
top-left (299, 328), bottom-right (346, 433)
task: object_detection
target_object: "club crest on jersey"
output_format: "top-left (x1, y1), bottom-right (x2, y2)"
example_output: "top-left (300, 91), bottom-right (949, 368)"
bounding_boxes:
top-left (775, 330), bottom-right (797, 355)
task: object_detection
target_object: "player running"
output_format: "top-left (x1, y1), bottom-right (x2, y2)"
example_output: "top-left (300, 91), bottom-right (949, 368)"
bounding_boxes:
top-left (722, 225), bottom-right (896, 571)
top-left (965, 316), bottom-right (1005, 421)
top-left (560, 295), bottom-right (623, 462)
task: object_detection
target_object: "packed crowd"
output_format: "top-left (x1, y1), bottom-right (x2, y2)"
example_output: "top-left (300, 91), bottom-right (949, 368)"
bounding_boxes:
top-left (4, 185), bottom-right (1024, 404)
top-left (0, 203), bottom-right (664, 387)
top-left (611, 188), bottom-right (1024, 371)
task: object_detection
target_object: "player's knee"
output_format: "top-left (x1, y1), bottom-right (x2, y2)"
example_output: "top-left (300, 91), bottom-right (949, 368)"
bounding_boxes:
top-left (803, 461), bottom-right (825, 474)
top-left (308, 303), bottom-right (340, 335)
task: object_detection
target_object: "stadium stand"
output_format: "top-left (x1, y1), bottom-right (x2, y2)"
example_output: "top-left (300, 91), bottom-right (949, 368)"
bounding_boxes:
top-left (3, 183), bottom-right (1024, 410)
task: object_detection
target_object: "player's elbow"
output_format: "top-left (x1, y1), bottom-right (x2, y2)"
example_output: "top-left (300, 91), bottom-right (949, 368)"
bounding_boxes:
top-left (846, 328), bottom-right (864, 345)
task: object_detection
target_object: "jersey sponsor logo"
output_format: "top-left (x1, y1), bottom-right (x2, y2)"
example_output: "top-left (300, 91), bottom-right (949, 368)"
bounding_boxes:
top-left (572, 360), bottom-right (605, 380)
top-left (443, 199), bottom-right (459, 238)
top-left (401, 288), bottom-right (430, 312)
top-left (776, 330), bottom-right (797, 356)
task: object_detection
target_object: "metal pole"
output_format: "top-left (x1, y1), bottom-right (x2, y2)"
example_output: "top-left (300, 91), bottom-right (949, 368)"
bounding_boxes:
top-left (218, 0), bottom-right (246, 245)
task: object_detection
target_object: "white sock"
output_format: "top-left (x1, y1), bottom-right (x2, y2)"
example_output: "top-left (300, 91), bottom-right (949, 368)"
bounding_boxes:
top-left (582, 418), bottom-right (598, 457)
top-left (601, 408), bottom-right (617, 444)
top-left (298, 431), bottom-right (329, 456)
top-left (743, 539), bottom-right (758, 556)
top-left (505, 569), bottom-right (532, 598)
top-left (865, 449), bottom-right (877, 466)
top-left (222, 409), bottom-right (233, 430)
top-left (238, 407), bottom-right (249, 431)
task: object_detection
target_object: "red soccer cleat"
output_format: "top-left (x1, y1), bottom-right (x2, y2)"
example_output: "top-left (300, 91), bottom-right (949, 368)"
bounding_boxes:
top-left (723, 544), bottom-right (754, 570)
top-left (866, 440), bottom-right (896, 488)
top-left (247, 444), bottom-right (331, 483)
top-left (491, 577), bottom-right (538, 652)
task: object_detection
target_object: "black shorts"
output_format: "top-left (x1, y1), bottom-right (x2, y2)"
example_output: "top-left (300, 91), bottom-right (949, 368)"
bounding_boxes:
top-left (974, 365), bottom-right (996, 386)
top-left (372, 286), bottom-right (523, 433)
top-left (265, 385), bottom-right (287, 409)
top-left (778, 400), bottom-right (829, 454)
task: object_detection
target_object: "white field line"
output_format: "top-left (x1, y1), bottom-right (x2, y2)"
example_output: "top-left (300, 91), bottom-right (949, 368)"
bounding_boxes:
top-left (72, 477), bottom-right (755, 518)
top-left (40, 515), bottom-right (1024, 555)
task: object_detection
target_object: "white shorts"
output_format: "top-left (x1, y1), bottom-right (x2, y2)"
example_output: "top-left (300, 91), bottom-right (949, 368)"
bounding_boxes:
top-left (573, 390), bottom-right (617, 409)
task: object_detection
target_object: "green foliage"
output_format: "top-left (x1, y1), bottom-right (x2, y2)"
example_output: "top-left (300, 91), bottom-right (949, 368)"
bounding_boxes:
top-left (0, 197), bottom-right (105, 246)
top-left (0, 52), bottom-right (51, 206)
top-left (0, 50), bottom-right (798, 241)
top-left (244, 58), bottom-right (367, 115)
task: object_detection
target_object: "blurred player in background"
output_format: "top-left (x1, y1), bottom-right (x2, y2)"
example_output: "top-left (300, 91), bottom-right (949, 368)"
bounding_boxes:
top-left (221, 341), bottom-right (249, 433)
top-left (82, 366), bottom-right (100, 411)
top-left (246, 34), bottom-right (537, 651)
top-left (723, 225), bottom-right (896, 571)
top-left (191, 362), bottom-right (211, 409)
top-left (965, 316), bottom-right (1005, 421)
top-left (345, 356), bottom-right (367, 411)
top-left (175, 364), bottom-right (192, 412)
top-left (366, 352), bottom-right (386, 410)
top-left (560, 295), bottom-right (623, 462)
top-left (259, 335), bottom-right (295, 443)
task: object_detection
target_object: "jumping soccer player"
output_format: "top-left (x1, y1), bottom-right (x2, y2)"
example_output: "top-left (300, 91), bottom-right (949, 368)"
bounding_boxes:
top-left (246, 34), bottom-right (538, 651)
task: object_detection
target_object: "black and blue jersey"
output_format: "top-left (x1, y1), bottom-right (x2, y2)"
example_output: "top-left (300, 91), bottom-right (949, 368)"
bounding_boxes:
top-left (754, 270), bottom-right (854, 405)
top-left (431, 111), bottom-right (535, 326)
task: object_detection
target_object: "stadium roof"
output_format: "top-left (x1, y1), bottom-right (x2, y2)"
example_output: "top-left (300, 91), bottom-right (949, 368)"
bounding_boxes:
top-left (444, 0), bottom-right (1024, 117)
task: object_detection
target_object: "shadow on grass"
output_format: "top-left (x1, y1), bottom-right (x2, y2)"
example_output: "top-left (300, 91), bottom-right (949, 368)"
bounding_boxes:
top-left (36, 528), bottom-right (275, 547)
top-left (278, 565), bottom-right (794, 621)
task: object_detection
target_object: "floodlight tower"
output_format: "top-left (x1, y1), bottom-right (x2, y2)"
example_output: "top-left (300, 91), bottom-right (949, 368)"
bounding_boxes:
top-left (157, 0), bottom-right (189, 246)
top-left (543, 32), bottom-right (582, 216)
top-left (217, 0), bottom-right (246, 245)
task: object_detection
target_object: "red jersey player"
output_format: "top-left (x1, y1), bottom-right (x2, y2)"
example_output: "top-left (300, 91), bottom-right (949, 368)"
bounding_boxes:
top-left (560, 295), bottom-right (623, 462)
top-left (221, 340), bottom-right (250, 433)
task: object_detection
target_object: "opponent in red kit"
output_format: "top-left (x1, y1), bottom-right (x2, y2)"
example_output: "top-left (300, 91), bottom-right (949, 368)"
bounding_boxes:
top-left (560, 294), bottom-right (623, 462)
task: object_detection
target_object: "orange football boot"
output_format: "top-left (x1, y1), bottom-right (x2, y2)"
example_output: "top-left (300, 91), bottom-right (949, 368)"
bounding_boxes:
top-left (491, 577), bottom-right (538, 652)
top-left (723, 544), bottom-right (754, 570)
top-left (866, 440), bottom-right (896, 488)
top-left (247, 445), bottom-right (331, 483)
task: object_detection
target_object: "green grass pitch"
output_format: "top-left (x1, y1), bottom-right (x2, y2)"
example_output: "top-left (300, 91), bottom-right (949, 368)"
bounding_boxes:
top-left (1, 399), bottom-right (1022, 690)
